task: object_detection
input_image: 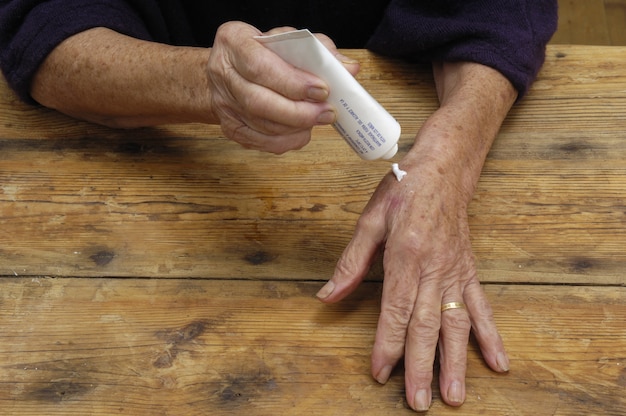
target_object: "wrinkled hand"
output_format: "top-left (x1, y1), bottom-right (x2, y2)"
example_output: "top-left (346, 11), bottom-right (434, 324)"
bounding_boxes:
top-left (316, 116), bottom-right (510, 411)
top-left (207, 22), bottom-right (359, 154)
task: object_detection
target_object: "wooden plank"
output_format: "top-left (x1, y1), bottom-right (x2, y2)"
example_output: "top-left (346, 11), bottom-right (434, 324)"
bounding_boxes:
top-left (2, 47), bottom-right (626, 285)
top-left (605, 0), bottom-right (626, 45)
top-left (553, 0), bottom-right (611, 45)
top-left (0, 52), bottom-right (423, 281)
top-left (553, 0), bottom-right (626, 46)
top-left (552, 0), bottom-right (573, 44)
top-left (477, 45), bottom-right (626, 283)
top-left (0, 277), bottom-right (624, 415)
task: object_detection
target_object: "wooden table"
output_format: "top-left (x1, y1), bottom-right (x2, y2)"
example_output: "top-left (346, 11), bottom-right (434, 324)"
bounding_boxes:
top-left (1, 45), bottom-right (625, 415)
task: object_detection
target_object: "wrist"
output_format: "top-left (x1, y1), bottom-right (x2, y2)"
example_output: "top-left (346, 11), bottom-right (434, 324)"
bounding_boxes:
top-left (403, 128), bottom-right (482, 205)
top-left (401, 62), bottom-right (517, 201)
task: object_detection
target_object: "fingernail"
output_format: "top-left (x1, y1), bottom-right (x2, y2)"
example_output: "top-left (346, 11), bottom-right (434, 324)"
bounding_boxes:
top-left (307, 86), bottom-right (329, 101)
top-left (316, 281), bottom-right (335, 300)
top-left (497, 352), bottom-right (510, 372)
top-left (413, 389), bottom-right (431, 412)
top-left (375, 365), bottom-right (393, 384)
top-left (447, 381), bottom-right (463, 405)
top-left (316, 110), bottom-right (336, 125)
top-left (335, 52), bottom-right (359, 65)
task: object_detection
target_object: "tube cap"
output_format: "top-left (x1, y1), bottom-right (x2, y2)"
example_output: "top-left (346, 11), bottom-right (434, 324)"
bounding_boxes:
top-left (380, 144), bottom-right (398, 160)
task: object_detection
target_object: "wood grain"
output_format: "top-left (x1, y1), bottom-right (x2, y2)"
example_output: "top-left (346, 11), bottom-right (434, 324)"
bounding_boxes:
top-left (553, 0), bottom-right (611, 45)
top-left (2, 47), bottom-right (625, 284)
top-left (605, 0), bottom-right (626, 44)
top-left (553, 0), bottom-right (626, 45)
top-left (0, 278), bottom-right (624, 416)
top-left (1, 46), bottom-right (626, 414)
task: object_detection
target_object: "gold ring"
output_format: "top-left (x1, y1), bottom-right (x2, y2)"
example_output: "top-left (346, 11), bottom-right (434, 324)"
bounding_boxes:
top-left (441, 302), bottom-right (466, 312)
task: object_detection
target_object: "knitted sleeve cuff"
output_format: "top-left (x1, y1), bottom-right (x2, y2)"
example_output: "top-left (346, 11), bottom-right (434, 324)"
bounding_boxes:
top-left (366, 0), bottom-right (558, 99)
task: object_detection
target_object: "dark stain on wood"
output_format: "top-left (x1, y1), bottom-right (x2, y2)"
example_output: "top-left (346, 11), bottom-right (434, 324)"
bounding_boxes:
top-left (290, 203), bottom-right (327, 213)
top-left (152, 351), bottom-right (176, 369)
top-left (28, 381), bottom-right (94, 402)
top-left (308, 203), bottom-right (326, 212)
top-left (0, 136), bottom-right (186, 157)
top-left (548, 381), bottom-right (610, 410)
top-left (156, 320), bottom-right (209, 344)
top-left (244, 251), bottom-right (276, 265)
top-left (90, 250), bottom-right (115, 266)
top-left (215, 368), bottom-right (277, 408)
top-left (115, 141), bottom-right (146, 155)
top-left (558, 141), bottom-right (593, 154)
top-left (618, 368), bottom-right (626, 387)
top-left (153, 320), bottom-right (214, 368)
top-left (555, 51), bottom-right (567, 58)
top-left (571, 257), bottom-right (594, 273)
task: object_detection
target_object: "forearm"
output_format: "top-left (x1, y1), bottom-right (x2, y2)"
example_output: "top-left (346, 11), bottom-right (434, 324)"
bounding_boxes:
top-left (31, 27), bottom-right (216, 128)
top-left (404, 62), bottom-right (517, 203)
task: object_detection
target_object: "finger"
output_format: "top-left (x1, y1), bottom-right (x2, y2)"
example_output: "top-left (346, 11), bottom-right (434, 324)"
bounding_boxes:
top-left (246, 39), bottom-right (330, 102)
top-left (403, 281), bottom-right (441, 412)
top-left (219, 117), bottom-right (313, 154)
top-left (370, 261), bottom-right (420, 386)
top-left (438, 294), bottom-right (471, 407)
top-left (212, 63), bottom-right (335, 143)
top-left (210, 43), bottom-right (335, 134)
top-left (262, 26), bottom-right (298, 36)
top-left (228, 80), bottom-right (336, 132)
top-left (369, 219), bottom-right (426, 385)
top-left (464, 279), bottom-right (509, 373)
top-left (215, 83), bottom-right (332, 153)
top-left (316, 209), bottom-right (386, 303)
top-left (313, 33), bottom-right (360, 76)
top-left (217, 22), bottom-right (330, 103)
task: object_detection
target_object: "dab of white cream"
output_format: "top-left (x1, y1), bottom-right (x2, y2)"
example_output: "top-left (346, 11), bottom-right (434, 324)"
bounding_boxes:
top-left (391, 163), bottom-right (407, 182)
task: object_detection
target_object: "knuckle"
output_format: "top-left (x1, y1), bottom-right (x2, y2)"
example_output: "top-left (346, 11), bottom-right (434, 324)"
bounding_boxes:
top-left (218, 113), bottom-right (243, 139)
top-left (354, 209), bottom-right (384, 237)
top-left (265, 26), bottom-right (298, 36)
top-left (286, 131), bottom-right (312, 150)
top-left (267, 131), bottom-right (311, 154)
top-left (388, 228), bottom-right (428, 259)
top-left (381, 297), bottom-right (414, 329)
top-left (334, 253), bottom-right (360, 279)
top-left (373, 329), bottom-right (407, 364)
top-left (407, 307), bottom-right (440, 338)
top-left (215, 21), bottom-right (245, 41)
top-left (407, 369), bottom-right (435, 385)
top-left (257, 118), bottom-right (285, 135)
top-left (373, 344), bottom-right (404, 368)
top-left (240, 88), bottom-right (264, 114)
top-left (443, 312), bottom-right (472, 334)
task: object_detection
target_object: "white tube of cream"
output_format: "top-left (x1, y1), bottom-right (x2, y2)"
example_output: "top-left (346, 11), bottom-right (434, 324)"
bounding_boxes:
top-left (256, 29), bottom-right (401, 161)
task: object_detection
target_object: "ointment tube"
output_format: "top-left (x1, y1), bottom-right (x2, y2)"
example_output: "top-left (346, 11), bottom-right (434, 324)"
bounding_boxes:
top-left (256, 29), bottom-right (400, 160)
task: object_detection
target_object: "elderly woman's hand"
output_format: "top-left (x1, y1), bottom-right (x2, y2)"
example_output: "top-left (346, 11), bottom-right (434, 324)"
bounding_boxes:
top-left (29, 23), bottom-right (357, 136)
top-left (208, 22), bottom-right (359, 154)
top-left (318, 149), bottom-right (508, 411)
top-left (317, 62), bottom-right (517, 412)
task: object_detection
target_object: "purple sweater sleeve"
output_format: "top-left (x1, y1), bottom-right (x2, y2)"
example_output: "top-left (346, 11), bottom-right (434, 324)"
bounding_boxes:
top-left (366, 0), bottom-right (558, 99)
top-left (0, 0), bottom-right (153, 103)
top-left (1, 0), bottom-right (556, 103)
